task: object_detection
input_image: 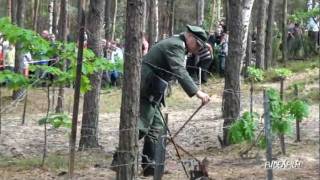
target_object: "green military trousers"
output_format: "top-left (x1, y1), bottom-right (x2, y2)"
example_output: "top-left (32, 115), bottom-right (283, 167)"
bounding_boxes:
top-left (138, 98), bottom-right (165, 142)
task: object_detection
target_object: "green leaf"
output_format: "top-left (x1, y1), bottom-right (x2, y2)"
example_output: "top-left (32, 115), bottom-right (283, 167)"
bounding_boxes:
top-left (228, 112), bottom-right (258, 144)
top-left (287, 100), bottom-right (309, 120)
top-left (274, 68), bottom-right (292, 79)
top-left (247, 66), bottom-right (264, 82)
top-left (38, 113), bottom-right (71, 128)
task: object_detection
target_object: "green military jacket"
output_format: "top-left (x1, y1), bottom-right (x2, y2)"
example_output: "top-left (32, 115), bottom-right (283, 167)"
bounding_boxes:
top-left (141, 34), bottom-right (198, 98)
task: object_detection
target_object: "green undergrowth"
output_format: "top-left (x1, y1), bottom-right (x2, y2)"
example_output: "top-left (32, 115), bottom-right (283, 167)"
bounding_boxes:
top-left (263, 57), bottom-right (319, 82)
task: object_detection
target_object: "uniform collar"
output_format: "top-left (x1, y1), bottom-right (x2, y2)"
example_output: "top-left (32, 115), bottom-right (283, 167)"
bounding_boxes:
top-left (179, 33), bottom-right (188, 54)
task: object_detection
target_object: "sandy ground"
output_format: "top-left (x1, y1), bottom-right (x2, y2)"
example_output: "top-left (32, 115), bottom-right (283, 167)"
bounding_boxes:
top-left (0, 68), bottom-right (319, 180)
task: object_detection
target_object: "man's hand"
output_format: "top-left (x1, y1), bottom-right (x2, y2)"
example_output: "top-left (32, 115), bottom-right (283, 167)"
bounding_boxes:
top-left (196, 90), bottom-right (210, 105)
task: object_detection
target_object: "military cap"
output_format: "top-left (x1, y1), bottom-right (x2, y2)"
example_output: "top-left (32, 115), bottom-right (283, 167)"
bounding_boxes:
top-left (186, 25), bottom-right (208, 47)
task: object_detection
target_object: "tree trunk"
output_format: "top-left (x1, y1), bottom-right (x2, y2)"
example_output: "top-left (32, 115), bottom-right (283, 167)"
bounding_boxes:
top-left (77, 0), bottom-right (86, 26)
top-left (255, 0), bottom-right (268, 69)
top-left (196, 0), bottom-right (205, 26)
top-left (223, 0), bottom-right (229, 30)
top-left (7, 0), bottom-right (12, 21)
top-left (56, 0), bottom-right (68, 113)
top-left (264, 0), bottom-right (275, 69)
top-left (243, 18), bottom-right (253, 77)
top-left (52, 0), bottom-right (60, 35)
top-left (154, 0), bottom-right (159, 41)
top-left (168, 0), bottom-right (175, 36)
top-left (111, 0), bottom-right (118, 41)
top-left (32, 0), bottom-right (39, 31)
top-left (12, 0), bottom-right (25, 100)
top-left (117, 0), bottom-right (143, 178)
top-left (159, 0), bottom-right (173, 38)
top-left (217, 0), bottom-right (221, 21)
top-left (312, 0), bottom-right (316, 8)
top-left (282, 0), bottom-right (288, 64)
top-left (79, 0), bottom-right (105, 150)
top-left (16, 0), bottom-right (25, 27)
top-left (48, 0), bottom-right (54, 34)
top-left (210, 0), bottom-right (216, 32)
top-left (222, 0), bottom-right (254, 146)
top-left (11, 0), bottom-right (16, 24)
top-left (142, 1), bottom-right (147, 33)
top-left (105, 0), bottom-right (112, 40)
top-left (148, 0), bottom-right (159, 46)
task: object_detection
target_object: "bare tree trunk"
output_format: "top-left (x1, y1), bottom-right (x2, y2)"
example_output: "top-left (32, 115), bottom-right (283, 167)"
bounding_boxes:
top-left (148, 0), bottom-right (159, 46)
top-left (255, 0), bottom-right (268, 69)
top-left (69, 12), bottom-right (85, 177)
top-left (41, 86), bottom-right (50, 167)
top-left (117, 0), bottom-right (143, 178)
top-left (7, 0), bottom-right (12, 21)
top-left (111, 0), bottom-right (118, 41)
top-left (210, 0), bottom-right (216, 32)
top-left (56, 0), bottom-right (68, 113)
top-left (243, 18), bottom-right (253, 77)
top-left (32, 0), bottom-right (39, 31)
top-left (282, 0), bottom-right (288, 64)
top-left (12, 0), bottom-right (25, 100)
top-left (312, 0), bottom-right (316, 8)
top-left (224, 0), bottom-right (229, 31)
top-left (155, 0), bottom-right (159, 41)
top-left (265, 0), bottom-right (275, 69)
top-left (222, 0), bottom-right (254, 146)
top-left (159, 0), bottom-right (172, 38)
top-left (16, 0), bottom-right (25, 27)
top-left (168, 0), bottom-right (175, 36)
top-left (105, 0), bottom-right (112, 40)
top-left (48, 0), bottom-right (54, 34)
top-left (196, 0), bottom-right (205, 26)
top-left (11, 0), bottom-right (17, 24)
top-left (52, 0), bottom-right (60, 35)
top-left (77, 0), bottom-right (86, 26)
top-left (142, 0), bottom-right (147, 33)
top-left (79, 0), bottom-right (105, 150)
top-left (217, 0), bottom-right (221, 21)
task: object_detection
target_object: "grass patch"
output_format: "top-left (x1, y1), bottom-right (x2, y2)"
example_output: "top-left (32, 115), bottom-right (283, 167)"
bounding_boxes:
top-left (0, 151), bottom-right (109, 172)
top-left (285, 58), bottom-right (318, 73)
top-left (263, 57), bottom-right (319, 82)
top-left (0, 156), bottom-right (41, 170)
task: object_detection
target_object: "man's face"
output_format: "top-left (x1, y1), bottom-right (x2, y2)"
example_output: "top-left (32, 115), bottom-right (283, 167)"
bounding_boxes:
top-left (186, 33), bottom-right (202, 54)
top-left (41, 31), bottom-right (49, 39)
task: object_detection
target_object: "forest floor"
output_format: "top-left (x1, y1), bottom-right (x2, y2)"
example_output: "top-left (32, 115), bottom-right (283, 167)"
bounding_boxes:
top-left (0, 58), bottom-right (319, 179)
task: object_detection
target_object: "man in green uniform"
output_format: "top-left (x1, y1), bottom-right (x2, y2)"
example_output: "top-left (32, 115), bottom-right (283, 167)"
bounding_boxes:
top-left (112, 25), bottom-right (211, 176)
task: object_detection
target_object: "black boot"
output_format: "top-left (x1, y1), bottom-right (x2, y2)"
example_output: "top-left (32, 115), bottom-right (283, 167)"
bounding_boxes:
top-left (142, 136), bottom-right (156, 177)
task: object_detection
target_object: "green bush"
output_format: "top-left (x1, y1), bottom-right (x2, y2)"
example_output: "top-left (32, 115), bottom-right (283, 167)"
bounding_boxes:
top-left (229, 112), bottom-right (259, 144)
top-left (38, 114), bottom-right (71, 128)
top-left (267, 88), bottom-right (295, 135)
top-left (247, 66), bottom-right (264, 82)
